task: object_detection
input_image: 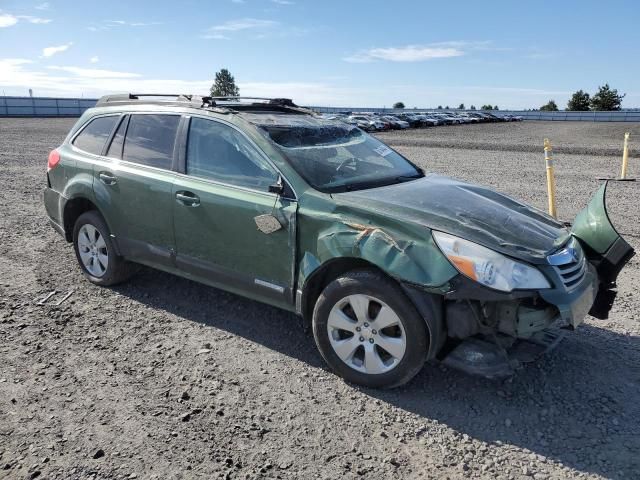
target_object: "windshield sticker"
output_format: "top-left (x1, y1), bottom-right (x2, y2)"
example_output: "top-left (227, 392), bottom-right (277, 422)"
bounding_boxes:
top-left (374, 145), bottom-right (392, 157)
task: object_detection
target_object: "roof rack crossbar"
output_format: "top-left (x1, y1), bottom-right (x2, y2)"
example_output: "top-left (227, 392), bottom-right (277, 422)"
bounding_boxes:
top-left (94, 93), bottom-right (308, 114)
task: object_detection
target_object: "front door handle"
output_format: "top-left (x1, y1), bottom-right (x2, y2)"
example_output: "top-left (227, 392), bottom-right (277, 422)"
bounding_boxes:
top-left (176, 191), bottom-right (200, 207)
top-left (99, 171), bottom-right (117, 185)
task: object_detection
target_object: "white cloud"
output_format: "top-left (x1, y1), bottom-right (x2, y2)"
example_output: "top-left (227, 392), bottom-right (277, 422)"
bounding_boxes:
top-left (89, 56), bottom-right (99, 64)
top-left (217, 18), bottom-right (278, 31)
top-left (202, 33), bottom-right (230, 40)
top-left (87, 20), bottom-right (162, 31)
top-left (42, 42), bottom-right (72, 58)
top-left (35, 2), bottom-right (51, 10)
top-left (205, 18), bottom-right (278, 33)
top-left (105, 20), bottom-right (162, 27)
top-left (344, 45), bottom-right (464, 63)
top-left (272, 0), bottom-right (295, 4)
top-left (18, 15), bottom-right (53, 24)
top-left (0, 13), bottom-right (19, 27)
top-left (0, 13), bottom-right (52, 27)
top-left (48, 66), bottom-right (141, 79)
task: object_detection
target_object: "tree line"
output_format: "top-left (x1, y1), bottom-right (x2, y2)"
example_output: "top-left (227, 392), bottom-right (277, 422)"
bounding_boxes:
top-left (539, 84), bottom-right (625, 111)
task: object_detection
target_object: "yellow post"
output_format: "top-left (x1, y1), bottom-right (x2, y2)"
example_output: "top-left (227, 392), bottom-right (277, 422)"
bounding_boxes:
top-left (544, 138), bottom-right (557, 218)
top-left (620, 132), bottom-right (630, 179)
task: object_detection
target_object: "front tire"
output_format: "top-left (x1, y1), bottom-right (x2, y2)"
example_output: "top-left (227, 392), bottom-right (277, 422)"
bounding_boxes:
top-left (312, 269), bottom-right (429, 389)
top-left (73, 210), bottom-right (133, 286)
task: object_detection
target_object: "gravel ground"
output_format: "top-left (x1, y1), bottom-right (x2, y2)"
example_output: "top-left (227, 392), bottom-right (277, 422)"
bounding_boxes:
top-left (1, 119), bottom-right (639, 480)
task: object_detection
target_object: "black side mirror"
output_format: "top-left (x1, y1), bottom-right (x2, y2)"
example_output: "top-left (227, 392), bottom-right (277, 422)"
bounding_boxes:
top-left (268, 176), bottom-right (284, 195)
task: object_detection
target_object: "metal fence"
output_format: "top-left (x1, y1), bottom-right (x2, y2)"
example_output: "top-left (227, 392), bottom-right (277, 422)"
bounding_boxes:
top-left (2, 96), bottom-right (640, 122)
top-left (0, 96), bottom-right (97, 117)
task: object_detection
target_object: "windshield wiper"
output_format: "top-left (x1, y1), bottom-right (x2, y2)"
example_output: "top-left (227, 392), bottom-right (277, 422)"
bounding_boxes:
top-left (331, 174), bottom-right (421, 193)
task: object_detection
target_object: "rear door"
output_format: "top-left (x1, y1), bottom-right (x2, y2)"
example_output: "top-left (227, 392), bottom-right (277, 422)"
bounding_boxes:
top-left (92, 113), bottom-right (181, 267)
top-left (571, 182), bottom-right (635, 318)
top-left (172, 116), bottom-right (297, 307)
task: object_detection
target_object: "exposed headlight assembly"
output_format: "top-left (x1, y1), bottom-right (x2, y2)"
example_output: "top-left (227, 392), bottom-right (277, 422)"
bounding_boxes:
top-left (432, 231), bottom-right (551, 292)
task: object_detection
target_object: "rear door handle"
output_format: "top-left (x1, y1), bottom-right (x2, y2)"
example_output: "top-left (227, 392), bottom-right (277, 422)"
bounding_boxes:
top-left (176, 191), bottom-right (200, 207)
top-left (98, 172), bottom-right (117, 185)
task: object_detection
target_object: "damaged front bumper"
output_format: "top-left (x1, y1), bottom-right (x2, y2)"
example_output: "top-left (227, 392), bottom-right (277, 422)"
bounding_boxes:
top-left (430, 182), bottom-right (635, 378)
top-left (434, 259), bottom-right (599, 378)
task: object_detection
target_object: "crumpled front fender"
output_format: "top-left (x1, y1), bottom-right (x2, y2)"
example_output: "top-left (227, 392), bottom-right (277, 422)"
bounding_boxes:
top-left (571, 181), bottom-right (635, 319)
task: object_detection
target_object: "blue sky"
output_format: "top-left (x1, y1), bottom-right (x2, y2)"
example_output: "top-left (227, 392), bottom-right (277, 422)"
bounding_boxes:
top-left (1, 0), bottom-right (639, 108)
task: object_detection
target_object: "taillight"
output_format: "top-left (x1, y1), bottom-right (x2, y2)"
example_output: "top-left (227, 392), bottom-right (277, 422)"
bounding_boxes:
top-left (47, 149), bottom-right (60, 171)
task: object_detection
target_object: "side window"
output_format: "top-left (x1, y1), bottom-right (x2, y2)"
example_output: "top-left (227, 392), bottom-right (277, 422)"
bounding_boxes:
top-left (72, 116), bottom-right (119, 155)
top-left (186, 118), bottom-right (277, 190)
top-left (106, 115), bottom-right (128, 159)
top-left (122, 114), bottom-right (180, 169)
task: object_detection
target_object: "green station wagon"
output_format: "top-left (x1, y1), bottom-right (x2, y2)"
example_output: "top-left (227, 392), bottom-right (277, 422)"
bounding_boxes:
top-left (44, 95), bottom-right (634, 388)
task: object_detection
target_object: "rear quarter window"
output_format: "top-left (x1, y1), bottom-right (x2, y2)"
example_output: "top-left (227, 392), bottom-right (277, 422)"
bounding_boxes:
top-left (72, 115), bottom-right (119, 155)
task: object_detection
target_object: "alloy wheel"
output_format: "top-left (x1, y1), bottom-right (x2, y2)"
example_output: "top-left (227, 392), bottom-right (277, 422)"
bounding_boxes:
top-left (327, 294), bottom-right (407, 374)
top-left (77, 224), bottom-right (108, 277)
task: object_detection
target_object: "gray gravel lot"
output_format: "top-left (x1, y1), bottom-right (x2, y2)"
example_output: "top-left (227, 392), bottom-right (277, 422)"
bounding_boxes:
top-left (1, 119), bottom-right (639, 480)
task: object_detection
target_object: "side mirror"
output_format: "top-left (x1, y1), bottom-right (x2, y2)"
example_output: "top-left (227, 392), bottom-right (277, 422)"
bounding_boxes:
top-left (268, 176), bottom-right (285, 195)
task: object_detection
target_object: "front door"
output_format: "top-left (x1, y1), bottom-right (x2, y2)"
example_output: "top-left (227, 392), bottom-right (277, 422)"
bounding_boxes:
top-left (172, 116), bottom-right (296, 308)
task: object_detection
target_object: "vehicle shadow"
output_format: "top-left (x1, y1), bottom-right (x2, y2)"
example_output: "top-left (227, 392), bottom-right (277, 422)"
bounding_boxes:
top-left (113, 267), bottom-right (640, 479)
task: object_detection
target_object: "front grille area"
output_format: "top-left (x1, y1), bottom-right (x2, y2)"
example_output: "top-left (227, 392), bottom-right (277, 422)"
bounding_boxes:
top-left (547, 239), bottom-right (587, 290)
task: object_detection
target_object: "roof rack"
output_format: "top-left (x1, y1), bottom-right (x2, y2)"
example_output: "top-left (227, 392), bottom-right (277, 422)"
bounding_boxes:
top-left (210, 96), bottom-right (299, 107)
top-left (94, 93), bottom-right (313, 115)
top-left (95, 93), bottom-right (207, 106)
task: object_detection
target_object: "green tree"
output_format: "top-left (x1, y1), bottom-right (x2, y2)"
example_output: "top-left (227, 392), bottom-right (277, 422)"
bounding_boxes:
top-left (437, 105), bottom-right (443, 109)
top-left (445, 105), bottom-right (450, 109)
top-left (540, 100), bottom-right (559, 111)
top-left (481, 104), bottom-right (493, 110)
top-left (210, 68), bottom-right (240, 97)
top-left (470, 105), bottom-right (476, 110)
top-left (493, 105), bottom-right (499, 110)
top-left (567, 90), bottom-right (590, 111)
top-left (458, 103), bottom-right (465, 110)
top-left (393, 101), bottom-right (405, 109)
top-left (590, 84), bottom-right (625, 111)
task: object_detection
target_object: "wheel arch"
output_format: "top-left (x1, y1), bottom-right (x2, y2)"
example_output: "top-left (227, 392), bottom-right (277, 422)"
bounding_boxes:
top-left (300, 257), bottom-right (444, 359)
top-left (62, 197), bottom-right (121, 256)
top-left (300, 257), bottom-right (380, 323)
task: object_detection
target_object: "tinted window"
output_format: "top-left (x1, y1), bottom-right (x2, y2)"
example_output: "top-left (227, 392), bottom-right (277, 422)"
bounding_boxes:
top-left (187, 118), bottom-right (277, 190)
top-left (122, 114), bottom-right (180, 169)
top-left (72, 116), bottom-right (118, 155)
top-left (106, 116), bottom-right (128, 159)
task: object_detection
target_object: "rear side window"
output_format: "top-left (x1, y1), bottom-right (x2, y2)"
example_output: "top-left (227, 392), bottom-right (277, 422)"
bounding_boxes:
top-left (106, 116), bottom-right (128, 159)
top-left (72, 116), bottom-right (119, 155)
top-left (122, 114), bottom-right (180, 169)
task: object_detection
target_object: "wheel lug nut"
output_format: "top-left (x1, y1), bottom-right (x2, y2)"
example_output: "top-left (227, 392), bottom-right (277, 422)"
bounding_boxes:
top-left (372, 330), bottom-right (377, 335)
top-left (364, 322), bottom-right (369, 327)
top-left (359, 336), bottom-right (364, 342)
top-left (356, 327), bottom-right (361, 332)
top-left (369, 338), bottom-right (374, 344)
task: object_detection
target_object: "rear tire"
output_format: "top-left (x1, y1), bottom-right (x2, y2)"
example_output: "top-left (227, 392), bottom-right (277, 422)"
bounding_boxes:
top-left (312, 269), bottom-right (429, 389)
top-left (73, 210), bottom-right (134, 286)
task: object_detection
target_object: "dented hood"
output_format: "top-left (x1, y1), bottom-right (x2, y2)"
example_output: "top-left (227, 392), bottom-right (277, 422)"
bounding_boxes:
top-left (335, 174), bottom-right (570, 263)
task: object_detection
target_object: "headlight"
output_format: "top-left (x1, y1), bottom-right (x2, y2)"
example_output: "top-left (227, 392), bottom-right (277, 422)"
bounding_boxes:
top-left (432, 231), bottom-right (550, 292)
